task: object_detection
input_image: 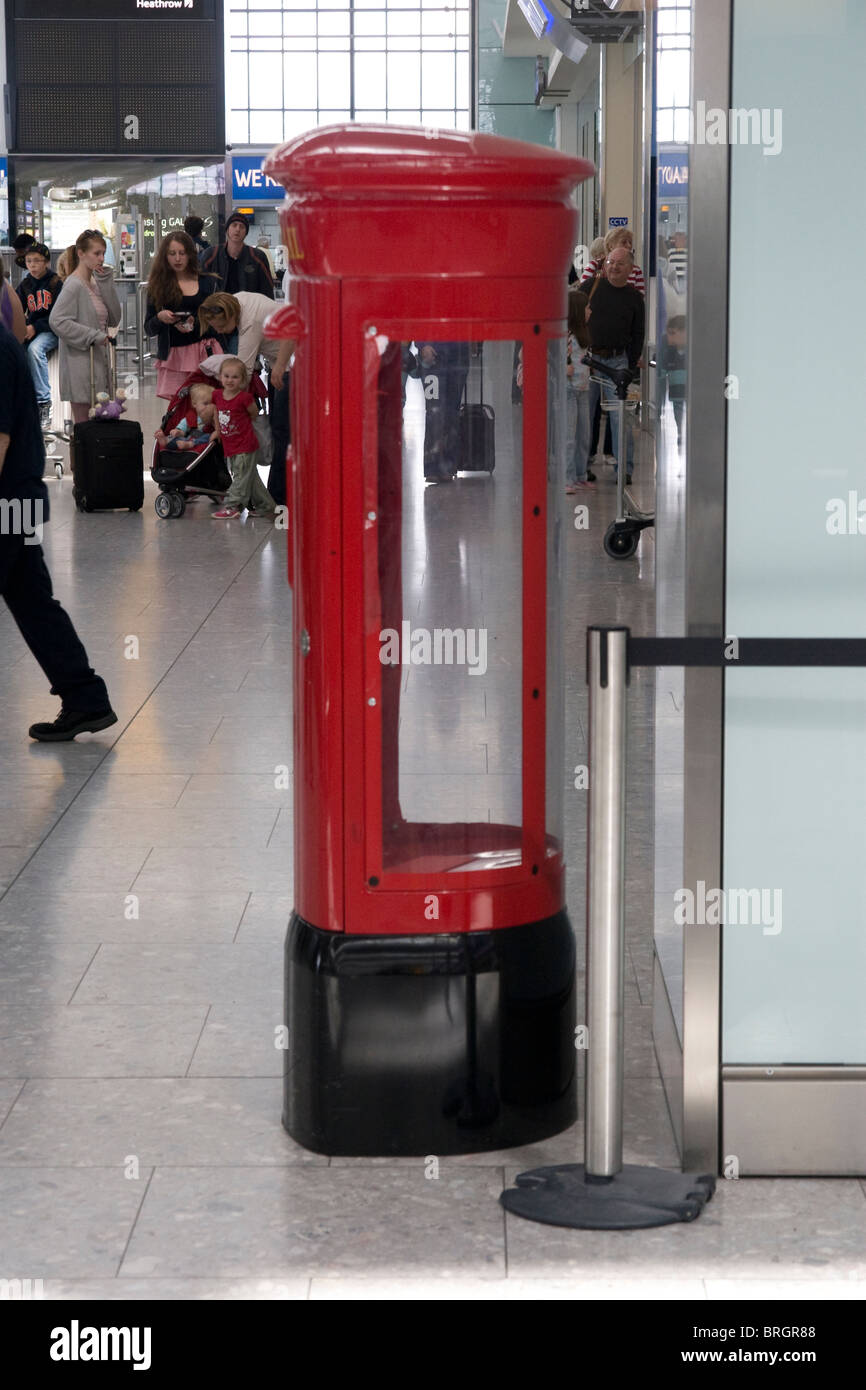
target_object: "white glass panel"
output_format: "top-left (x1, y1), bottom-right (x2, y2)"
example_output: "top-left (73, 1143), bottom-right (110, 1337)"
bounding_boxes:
top-left (228, 109), bottom-right (250, 144)
top-left (421, 53), bottom-right (455, 107)
top-left (387, 11), bottom-right (421, 36)
top-left (672, 108), bottom-right (691, 142)
top-left (247, 10), bottom-right (282, 36)
top-left (284, 53), bottom-right (318, 109)
top-left (318, 11), bottom-right (350, 35)
top-left (656, 49), bottom-right (690, 108)
top-left (248, 53), bottom-right (283, 104)
top-left (355, 53), bottom-right (387, 109)
top-left (422, 10), bottom-right (458, 35)
top-left (656, 109), bottom-right (674, 142)
top-left (226, 49), bottom-right (249, 107)
top-left (318, 52), bottom-right (352, 106)
top-left (282, 12), bottom-right (317, 35)
top-left (249, 111), bottom-right (285, 143)
top-left (318, 109), bottom-right (351, 122)
top-left (354, 11), bottom-right (388, 35)
top-left (283, 111), bottom-right (319, 140)
top-left (724, 0), bottom-right (866, 1064)
top-left (388, 53), bottom-right (420, 110)
top-left (456, 52), bottom-right (469, 105)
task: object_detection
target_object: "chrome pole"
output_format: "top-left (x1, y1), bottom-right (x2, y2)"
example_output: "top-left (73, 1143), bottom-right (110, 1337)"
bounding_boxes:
top-left (585, 625), bottom-right (628, 1178)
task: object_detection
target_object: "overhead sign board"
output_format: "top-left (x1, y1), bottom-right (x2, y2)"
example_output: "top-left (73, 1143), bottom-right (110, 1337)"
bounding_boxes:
top-left (231, 156), bottom-right (283, 204)
top-left (14, 0), bottom-right (214, 18)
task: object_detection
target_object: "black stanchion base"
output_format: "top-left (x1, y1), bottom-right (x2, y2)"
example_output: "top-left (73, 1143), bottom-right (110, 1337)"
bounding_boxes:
top-left (501, 1163), bottom-right (716, 1230)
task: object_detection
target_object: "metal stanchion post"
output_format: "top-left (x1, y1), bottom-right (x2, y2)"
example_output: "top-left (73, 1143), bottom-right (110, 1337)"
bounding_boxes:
top-left (501, 626), bottom-right (715, 1229)
top-left (585, 625), bottom-right (627, 1180)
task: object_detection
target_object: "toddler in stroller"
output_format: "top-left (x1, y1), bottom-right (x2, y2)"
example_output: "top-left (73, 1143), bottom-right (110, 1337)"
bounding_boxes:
top-left (150, 363), bottom-right (265, 518)
top-left (155, 383), bottom-right (216, 452)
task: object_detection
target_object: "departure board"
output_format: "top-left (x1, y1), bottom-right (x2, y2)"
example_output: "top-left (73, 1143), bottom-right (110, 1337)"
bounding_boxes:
top-left (6, 1), bottom-right (224, 154)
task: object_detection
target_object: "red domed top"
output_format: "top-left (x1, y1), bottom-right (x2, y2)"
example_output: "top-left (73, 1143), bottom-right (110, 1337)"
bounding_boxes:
top-left (263, 123), bottom-right (594, 204)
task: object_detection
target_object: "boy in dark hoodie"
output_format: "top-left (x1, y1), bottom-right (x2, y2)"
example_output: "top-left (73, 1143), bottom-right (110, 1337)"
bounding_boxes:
top-left (17, 243), bottom-right (63, 428)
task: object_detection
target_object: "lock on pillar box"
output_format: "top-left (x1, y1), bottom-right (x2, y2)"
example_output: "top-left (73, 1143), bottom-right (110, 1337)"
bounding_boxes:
top-left (264, 125), bottom-right (594, 1156)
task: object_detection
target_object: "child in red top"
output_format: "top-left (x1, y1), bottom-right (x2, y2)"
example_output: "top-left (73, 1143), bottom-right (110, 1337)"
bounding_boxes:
top-left (211, 357), bottom-right (275, 519)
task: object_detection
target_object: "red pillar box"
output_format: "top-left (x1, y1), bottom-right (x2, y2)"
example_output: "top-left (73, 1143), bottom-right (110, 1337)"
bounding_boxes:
top-left (265, 126), bottom-right (593, 1156)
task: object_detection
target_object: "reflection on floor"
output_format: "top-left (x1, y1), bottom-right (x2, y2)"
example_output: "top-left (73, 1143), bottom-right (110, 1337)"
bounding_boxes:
top-left (0, 370), bottom-right (863, 1300)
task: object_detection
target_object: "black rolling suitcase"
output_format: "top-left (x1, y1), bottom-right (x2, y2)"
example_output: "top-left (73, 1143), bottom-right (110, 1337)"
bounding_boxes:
top-left (457, 344), bottom-right (495, 474)
top-left (71, 344), bottom-right (144, 513)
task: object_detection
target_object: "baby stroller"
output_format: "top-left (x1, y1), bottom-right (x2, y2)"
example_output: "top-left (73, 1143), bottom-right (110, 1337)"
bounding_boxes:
top-left (150, 363), bottom-right (267, 519)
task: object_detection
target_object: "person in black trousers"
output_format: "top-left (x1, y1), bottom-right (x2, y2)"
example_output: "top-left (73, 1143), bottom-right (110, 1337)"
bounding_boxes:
top-left (0, 322), bottom-right (117, 741)
top-left (267, 338), bottom-right (293, 507)
top-left (417, 340), bottom-right (470, 482)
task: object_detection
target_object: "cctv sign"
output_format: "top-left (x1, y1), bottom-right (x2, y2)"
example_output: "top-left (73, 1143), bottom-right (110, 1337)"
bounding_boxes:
top-left (231, 156), bottom-right (284, 203)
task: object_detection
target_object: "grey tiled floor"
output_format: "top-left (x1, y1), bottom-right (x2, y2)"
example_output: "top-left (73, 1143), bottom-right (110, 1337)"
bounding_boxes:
top-left (1, 381), bottom-right (863, 1301)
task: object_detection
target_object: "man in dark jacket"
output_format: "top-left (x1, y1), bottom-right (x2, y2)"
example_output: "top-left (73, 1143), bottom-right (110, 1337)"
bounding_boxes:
top-left (183, 215), bottom-right (211, 266)
top-left (0, 322), bottom-right (117, 741)
top-left (201, 213), bottom-right (274, 298)
top-left (585, 246), bottom-right (644, 480)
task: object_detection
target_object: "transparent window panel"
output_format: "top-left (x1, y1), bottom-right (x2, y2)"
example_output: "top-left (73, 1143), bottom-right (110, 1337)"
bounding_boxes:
top-left (654, 666), bottom-right (685, 1042)
top-left (723, 669), bottom-right (866, 1064)
top-left (546, 340), bottom-right (565, 854)
top-left (372, 337), bottom-right (523, 875)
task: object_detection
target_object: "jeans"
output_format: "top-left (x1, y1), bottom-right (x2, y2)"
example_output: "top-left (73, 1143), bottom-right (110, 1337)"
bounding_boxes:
top-left (26, 330), bottom-right (57, 405)
top-left (0, 532), bottom-right (110, 713)
top-left (565, 381), bottom-right (591, 483)
top-left (594, 352), bottom-right (634, 475)
top-left (589, 390), bottom-right (613, 457)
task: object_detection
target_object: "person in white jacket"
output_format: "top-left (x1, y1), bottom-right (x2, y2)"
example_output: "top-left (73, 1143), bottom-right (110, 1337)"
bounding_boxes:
top-left (196, 290), bottom-right (280, 375)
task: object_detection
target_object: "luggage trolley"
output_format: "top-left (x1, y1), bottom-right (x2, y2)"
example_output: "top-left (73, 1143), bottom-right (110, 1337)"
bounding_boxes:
top-left (585, 352), bottom-right (654, 559)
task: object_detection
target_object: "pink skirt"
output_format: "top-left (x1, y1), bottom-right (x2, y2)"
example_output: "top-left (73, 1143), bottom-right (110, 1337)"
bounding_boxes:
top-left (157, 341), bottom-right (213, 400)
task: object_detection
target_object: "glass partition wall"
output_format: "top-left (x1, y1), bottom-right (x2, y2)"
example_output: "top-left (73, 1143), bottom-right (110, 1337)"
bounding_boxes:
top-left (661, 0), bottom-right (866, 1174)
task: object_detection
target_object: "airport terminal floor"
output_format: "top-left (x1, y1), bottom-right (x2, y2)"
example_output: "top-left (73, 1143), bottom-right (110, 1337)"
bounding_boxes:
top-left (2, 374), bottom-right (864, 1301)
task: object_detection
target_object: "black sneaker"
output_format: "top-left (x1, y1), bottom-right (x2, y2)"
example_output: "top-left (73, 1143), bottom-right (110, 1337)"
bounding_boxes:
top-left (586, 469), bottom-right (596, 482)
top-left (29, 708), bottom-right (118, 742)
top-left (626, 473), bottom-right (633, 484)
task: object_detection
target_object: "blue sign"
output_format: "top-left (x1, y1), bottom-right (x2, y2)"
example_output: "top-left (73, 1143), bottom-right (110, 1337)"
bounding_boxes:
top-left (608, 216), bottom-right (628, 227)
top-left (231, 155), bottom-right (283, 203)
top-left (657, 147), bottom-right (689, 194)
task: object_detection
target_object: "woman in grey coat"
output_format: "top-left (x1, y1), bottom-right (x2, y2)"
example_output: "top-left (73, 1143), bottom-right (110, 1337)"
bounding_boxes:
top-left (49, 230), bottom-right (121, 422)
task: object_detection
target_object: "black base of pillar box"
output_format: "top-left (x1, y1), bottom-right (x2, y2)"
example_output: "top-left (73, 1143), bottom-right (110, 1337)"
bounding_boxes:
top-left (283, 911), bottom-right (577, 1156)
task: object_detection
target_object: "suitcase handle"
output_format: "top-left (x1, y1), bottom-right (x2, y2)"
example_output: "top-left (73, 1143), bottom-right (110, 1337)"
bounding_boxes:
top-left (89, 336), bottom-right (118, 408)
